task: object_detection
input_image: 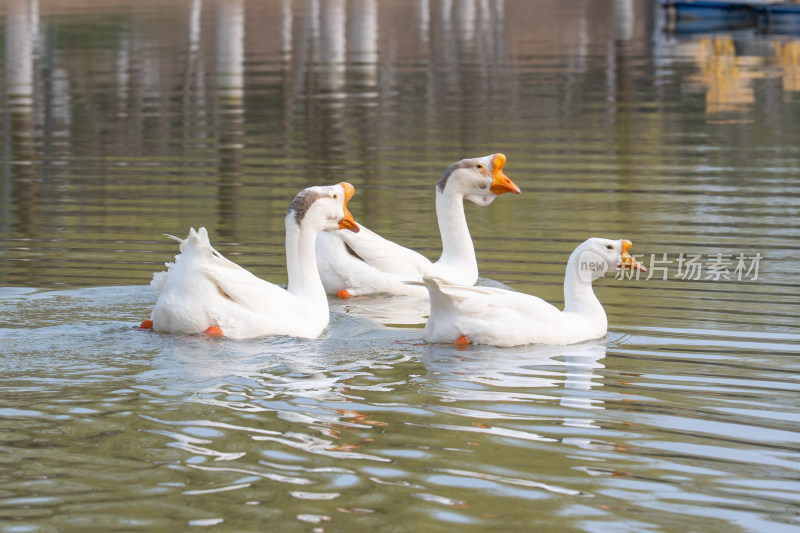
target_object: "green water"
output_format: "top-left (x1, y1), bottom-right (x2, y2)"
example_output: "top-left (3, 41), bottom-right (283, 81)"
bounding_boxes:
top-left (2, 0), bottom-right (800, 531)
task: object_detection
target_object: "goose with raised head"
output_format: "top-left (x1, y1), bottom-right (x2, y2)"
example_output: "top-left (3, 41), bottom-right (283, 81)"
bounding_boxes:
top-left (316, 154), bottom-right (521, 298)
top-left (422, 238), bottom-right (646, 347)
top-left (142, 183), bottom-right (360, 339)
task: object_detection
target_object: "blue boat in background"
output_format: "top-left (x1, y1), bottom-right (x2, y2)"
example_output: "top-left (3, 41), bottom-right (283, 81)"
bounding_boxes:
top-left (760, 2), bottom-right (800, 31)
top-left (663, 0), bottom-right (800, 33)
top-left (666, 0), bottom-right (763, 20)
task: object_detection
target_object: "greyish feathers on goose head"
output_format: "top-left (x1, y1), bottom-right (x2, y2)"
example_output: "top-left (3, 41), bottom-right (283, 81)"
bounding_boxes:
top-left (436, 153), bottom-right (519, 199)
top-left (285, 183), bottom-right (359, 233)
top-left (287, 188), bottom-right (323, 227)
top-left (437, 159), bottom-right (475, 194)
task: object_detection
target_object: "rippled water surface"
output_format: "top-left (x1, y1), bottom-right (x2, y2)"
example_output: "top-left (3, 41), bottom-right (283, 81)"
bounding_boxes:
top-left (2, 0), bottom-right (800, 531)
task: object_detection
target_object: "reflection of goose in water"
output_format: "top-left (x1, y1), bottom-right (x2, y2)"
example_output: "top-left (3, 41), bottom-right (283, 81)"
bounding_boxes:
top-left (328, 293), bottom-right (430, 327)
top-left (419, 341), bottom-right (607, 409)
top-left (560, 343), bottom-right (607, 411)
top-left (144, 334), bottom-right (396, 464)
top-left (328, 276), bottom-right (515, 327)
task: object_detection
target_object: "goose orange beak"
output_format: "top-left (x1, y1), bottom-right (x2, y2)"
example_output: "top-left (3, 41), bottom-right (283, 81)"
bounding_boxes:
top-left (489, 153), bottom-right (521, 195)
top-left (618, 239), bottom-right (646, 272)
top-left (337, 182), bottom-right (360, 233)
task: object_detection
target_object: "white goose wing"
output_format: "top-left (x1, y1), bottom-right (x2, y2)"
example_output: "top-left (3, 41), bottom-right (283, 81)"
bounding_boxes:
top-left (151, 232), bottom-right (252, 290)
top-left (202, 248), bottom-right (294, 316)
top-left (335, 225), bottom-right (434, 277)
top-left (425, 277), bottom-right (520, 318)
top-left (433, 280), bottom-right (563, 321)
top-left (423, 276), bottom-right (567, 347)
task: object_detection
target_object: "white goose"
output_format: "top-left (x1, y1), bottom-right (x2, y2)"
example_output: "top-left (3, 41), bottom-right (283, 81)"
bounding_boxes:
top-left (422, 238), bottom-right (646, 347)
top-left (315, 153), bottom-right (520, 298)
top-left (141, 183), bottom-right (360, 340)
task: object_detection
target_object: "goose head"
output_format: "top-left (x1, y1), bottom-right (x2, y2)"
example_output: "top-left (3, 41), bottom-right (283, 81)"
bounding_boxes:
top-left (287, 182), bottom-right (360, 234)
top-left (437, 153), bottom-right (521, 206)
top-left (576, 238), bottom-right (647, 282)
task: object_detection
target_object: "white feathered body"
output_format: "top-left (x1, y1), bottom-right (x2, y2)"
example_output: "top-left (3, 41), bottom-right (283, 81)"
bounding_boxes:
top-left (150, 228), bottom-right (328, 339)
top-left (315, 153), bottom-right (520, 297)
top-left (422, 277), bottom-right (608, 347)
top-left (421, 238), bottom-right (645, 347)
top-left (316, 224), bottom-right (471, 298)
top-left (146, 183), bottom-right (359, 340)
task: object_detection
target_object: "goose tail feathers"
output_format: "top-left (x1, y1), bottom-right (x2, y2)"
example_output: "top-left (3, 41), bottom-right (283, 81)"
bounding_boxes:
top-left (150, 227), bottom-right (211, 291)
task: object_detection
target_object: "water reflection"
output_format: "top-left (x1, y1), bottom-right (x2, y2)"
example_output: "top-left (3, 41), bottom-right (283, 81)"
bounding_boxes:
top-left (182, 0), bottom-right (207, 134)
top-left (3, 288), bottom-right (800, 527)
top-left (658, 10), bottom-right (800, 114)
top-left (329, 294), bottom-right (430, 327)
top-left (421, 341), bottom-right (607, 410)
top-left (3, 0), bottom-right (799, 269)
top-left (427, 0), bottom-right (510, 124)
top-left (4, 0), bottom-right (38, 237)
top-left (303, 0), bottom-right (349, 169)
top-left (3, 2), bottom-right (800, 531)
top-left (417, 341), bottom-right (608, 458)
top-left (216, 0), bottom-right (245, 238)
top-left (319, 0), bottom-right (347, 94)
top-left (690, 36), bottom-right (758, 114)
top-left (0, 0), bottom-right (519, 262)
top-left (4, 0), bottom-right (36, 106)
top-left (347, 0), bottom-right (378, 93)
top-left (418, 0), bottom-right (430, 45)
top-left (614, 0), bottom-right (634, 42)
top-left (774, 39), bottom-right (800, 93)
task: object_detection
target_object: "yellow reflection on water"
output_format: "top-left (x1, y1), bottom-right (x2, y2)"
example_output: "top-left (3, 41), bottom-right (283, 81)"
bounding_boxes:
top-left (678, 33), bottom-right (800, 114)
top-left (694, 36), bottom-right (760, 114)
top-left (774, 40), bottom-right (800, 93)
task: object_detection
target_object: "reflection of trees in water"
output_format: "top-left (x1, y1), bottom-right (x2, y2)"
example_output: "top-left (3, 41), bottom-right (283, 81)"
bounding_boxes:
top-left (181, 0), bottom-right (208, 146)
top-left (426, 0), bottom-right (511, 150)
top-left (1, 0), bottom-right (630, 203)
top-left (5, 0), bottom-right (800, 286)
top-left (4, 0), bottom-right (38, 237)
top-left (7, 0), bottom-right (800, 164)
top-left (216, 0), bottom-right (245, 239)
top-left (305, 0), bottom-right (348, 172)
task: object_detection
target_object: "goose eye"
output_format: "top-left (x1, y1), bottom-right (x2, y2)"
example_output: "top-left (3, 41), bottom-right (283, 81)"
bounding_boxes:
top-left (606, 244), bottom-right (613, 250)
top-left (476, 164), bottom-right (484, 170)
top-left (333, 194), bottom-right (338, 199)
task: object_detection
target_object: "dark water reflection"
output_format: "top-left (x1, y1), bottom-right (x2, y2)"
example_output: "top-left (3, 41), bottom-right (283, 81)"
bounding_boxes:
top-left (2, 0), bottom-right (800, 531)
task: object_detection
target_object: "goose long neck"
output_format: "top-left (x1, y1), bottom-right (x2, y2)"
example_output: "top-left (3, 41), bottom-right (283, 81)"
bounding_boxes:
top-left (435, 186), bottom-right (477, 275)
top-left (563, 249), bottom-right (605, 320)
top-left (285, 218), bottom-right (326, 301)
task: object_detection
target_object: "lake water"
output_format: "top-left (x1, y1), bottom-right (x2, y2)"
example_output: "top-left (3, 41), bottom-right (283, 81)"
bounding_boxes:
top-left (2, 0), bottom-right (800, 530)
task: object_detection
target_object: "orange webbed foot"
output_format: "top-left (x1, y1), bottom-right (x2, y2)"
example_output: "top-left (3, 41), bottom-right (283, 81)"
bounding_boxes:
top-left (204, 326), bottom-right (224, 338)
top-left (139, 319), bottom-right (153, 330)
top-left (337, 289), bottom-right (352, 299)
top-left (454, 335), bottom-right (471, 345)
